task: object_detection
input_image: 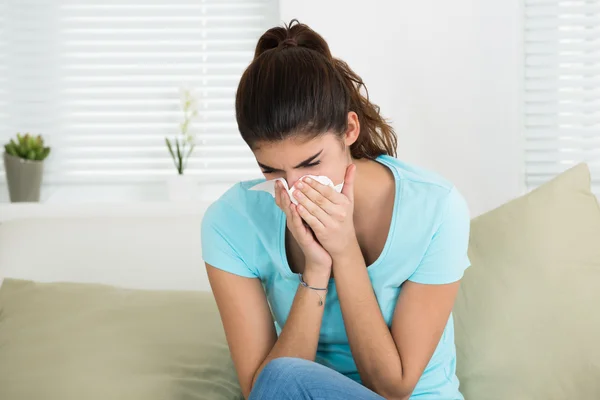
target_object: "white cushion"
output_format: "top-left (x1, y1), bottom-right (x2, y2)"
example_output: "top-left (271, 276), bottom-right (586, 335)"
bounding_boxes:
top-left (0, 210), bottom-right (210, 291)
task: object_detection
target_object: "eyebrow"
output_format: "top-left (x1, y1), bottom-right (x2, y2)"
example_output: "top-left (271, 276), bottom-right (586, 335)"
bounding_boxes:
top-left (258, 150), bottom-right (323, 171)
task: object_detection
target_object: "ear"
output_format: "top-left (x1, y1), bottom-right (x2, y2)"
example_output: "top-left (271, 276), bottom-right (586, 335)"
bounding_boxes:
top-left (343, 111), bottom-right (360, 147)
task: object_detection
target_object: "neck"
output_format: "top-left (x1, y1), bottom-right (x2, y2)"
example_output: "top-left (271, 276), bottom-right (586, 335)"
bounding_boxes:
top-left (351, 157), bottom-right (394, 226)
top-left (352, 158), bottom-right (370, 212)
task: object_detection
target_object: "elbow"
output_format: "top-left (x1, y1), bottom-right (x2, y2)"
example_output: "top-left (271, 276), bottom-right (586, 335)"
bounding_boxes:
top-left (368, 376), bottom-right (417, 400)
top-left (379, 387), bottom-right (415, 400)
top-left (391, 391), bottom-right (414, 400)
top-left (378, 388), bottom-right (414, 400)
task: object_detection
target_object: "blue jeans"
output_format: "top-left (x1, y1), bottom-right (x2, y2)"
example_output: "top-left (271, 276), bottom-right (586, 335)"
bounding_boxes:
top-left (249, 357), bottom-right (385, 400)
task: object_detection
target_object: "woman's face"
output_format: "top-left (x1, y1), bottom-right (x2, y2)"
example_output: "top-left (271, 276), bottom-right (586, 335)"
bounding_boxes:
top-left (253, 133), bottom-right (350, 189)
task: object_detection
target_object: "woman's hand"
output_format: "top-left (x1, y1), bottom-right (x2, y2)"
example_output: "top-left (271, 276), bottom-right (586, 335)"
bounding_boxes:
top-left (275, 180), bottom-right (332, 279)
top-left (292, 164), bottom-right (358, 259)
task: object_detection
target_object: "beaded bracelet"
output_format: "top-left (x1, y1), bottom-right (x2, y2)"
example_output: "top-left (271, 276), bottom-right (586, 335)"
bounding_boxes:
top-left (298, 273), bottom-right (328, 306)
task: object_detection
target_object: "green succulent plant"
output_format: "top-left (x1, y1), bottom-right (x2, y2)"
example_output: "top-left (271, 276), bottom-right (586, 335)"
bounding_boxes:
top-left (4, 133), bottom-right (51, 161)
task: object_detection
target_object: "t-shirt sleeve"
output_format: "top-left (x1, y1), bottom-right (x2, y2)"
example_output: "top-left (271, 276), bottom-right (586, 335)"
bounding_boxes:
top-left (201, 200), bottom-right (259, 279)
top-left (408, 186), bottom-right (471, 284)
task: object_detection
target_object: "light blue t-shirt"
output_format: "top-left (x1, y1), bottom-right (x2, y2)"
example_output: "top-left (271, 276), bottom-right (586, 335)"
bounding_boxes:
top-left (201, 155), bottom-right (471, 399)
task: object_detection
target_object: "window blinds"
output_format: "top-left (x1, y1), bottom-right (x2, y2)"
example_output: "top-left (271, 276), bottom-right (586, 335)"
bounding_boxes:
top-left (0, 0), bottom-right (275, 184)
top-left (0, 2), bottom-right (6, 135)
top-left (524, 0), bottom-right (600, 194)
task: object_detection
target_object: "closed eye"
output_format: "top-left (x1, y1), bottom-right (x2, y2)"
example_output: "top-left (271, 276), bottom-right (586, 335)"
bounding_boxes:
top-left (261, 161), bottom-right (321, 175)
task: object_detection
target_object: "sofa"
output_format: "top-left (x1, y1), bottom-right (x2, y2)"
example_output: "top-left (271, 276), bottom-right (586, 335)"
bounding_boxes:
top-left (1, 164), bottom-right (599, 400)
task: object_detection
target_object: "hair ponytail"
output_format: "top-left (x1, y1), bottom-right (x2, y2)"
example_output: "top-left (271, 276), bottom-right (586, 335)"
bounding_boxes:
top-left (236, 20), bottom-right (397, 159)
top-left (332, 58), bottom-right (397, 159)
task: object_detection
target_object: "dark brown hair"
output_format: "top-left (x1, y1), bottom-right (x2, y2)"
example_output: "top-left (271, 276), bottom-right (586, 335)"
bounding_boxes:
top-left (235, 20), bottom-right (397, 159)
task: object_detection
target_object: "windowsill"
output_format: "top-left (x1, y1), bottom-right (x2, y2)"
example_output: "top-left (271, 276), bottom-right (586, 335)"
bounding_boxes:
top-left (0, 182), bottom-right (232, 203)
top-left (0, 182), bottom-right (233, 221)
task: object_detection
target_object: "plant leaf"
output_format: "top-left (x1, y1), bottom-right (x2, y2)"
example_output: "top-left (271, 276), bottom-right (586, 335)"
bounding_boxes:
top-left (166, 137), bottom-right (179, 171)
top-left (165, 137), bottom-right (175, 159)
top-left (183, 143), bottom-right (195, 171)
top-left (39, 147), bottom-right (51, 160)
top-left (186, 143), bottom-right (195, 157)
top-left (17, 138), bottom-right (28, 158)
top-left (5, 143), bottom-right (16, 157)
top-left (4, 133), bottom-right (49, 160)
top-left (175, 138), bottom-right (183, 174)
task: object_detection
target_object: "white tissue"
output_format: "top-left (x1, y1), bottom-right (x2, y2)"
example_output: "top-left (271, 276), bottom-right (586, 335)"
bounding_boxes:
top-left (249, 175), bottom-right (344, 205)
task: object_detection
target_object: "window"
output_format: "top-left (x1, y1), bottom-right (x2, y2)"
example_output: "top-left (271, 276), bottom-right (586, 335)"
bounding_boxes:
top-left (0, 1), bottom-right (6, 135)
top-left (524, 0), bottom-right (600, 194)
top-left (0, 0), bottom-right (276, 188)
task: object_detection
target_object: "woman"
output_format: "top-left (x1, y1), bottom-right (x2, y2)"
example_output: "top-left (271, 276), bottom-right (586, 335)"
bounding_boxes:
top-left (202, 20), bottom-right (470, 400)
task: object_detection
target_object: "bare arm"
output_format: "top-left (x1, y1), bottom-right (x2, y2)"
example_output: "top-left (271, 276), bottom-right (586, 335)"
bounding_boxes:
top-left (207, 265), bottom-right (329, 399)
top-left (207, 177), bottom-right (333, 398)
top-left (290, 167), bottom-right (468, 399)
top-left (332, 245), bottom-right (460, 399)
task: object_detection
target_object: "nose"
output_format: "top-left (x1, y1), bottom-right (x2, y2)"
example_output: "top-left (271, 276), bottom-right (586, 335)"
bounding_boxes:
top-left (285, 172), bottom-right (305, 189)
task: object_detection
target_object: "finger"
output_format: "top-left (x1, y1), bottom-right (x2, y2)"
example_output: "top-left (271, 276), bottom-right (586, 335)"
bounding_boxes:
top-left (274, 182), bottom-right (282, 209)
top-left (276, 182), bottom-right (291, 217)
top-left (296, 203), bottom-right (325, 232)
top-left (289, 204), bottom-right (312, 242)
top-left (300, 178), bottom-right (344, 209)
top-left (341, 164), bottom-right (356, 203)
top-left (293, 188), bottom-right (332, 226)
top-left (302, 176), bottom-right (348, 207)
top-left (280, 183), bottom-right (292, 212)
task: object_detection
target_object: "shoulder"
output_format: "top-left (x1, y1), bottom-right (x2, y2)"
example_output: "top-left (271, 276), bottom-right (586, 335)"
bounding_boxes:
top-left (203, 178), bottom-right (269, 221)
top-left (378, 155), bottom-right (470, 228)
top-left (378, 154), bottom-right (454, 192)
top-left (202, 177), bottom-right (283, 243)
top-left (201, 178), bottom-right (277, 279)
top-left (377, 156), bottom-right (471, 283)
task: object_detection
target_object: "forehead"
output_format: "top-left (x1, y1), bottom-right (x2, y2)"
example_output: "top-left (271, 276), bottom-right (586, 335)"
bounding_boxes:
top-left (254, 135), bottom-right (318, 153)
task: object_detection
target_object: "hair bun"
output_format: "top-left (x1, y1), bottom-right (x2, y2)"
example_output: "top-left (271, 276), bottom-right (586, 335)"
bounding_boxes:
top-left (279, 38), bottom-right (298, 49)
top-left (253, 19), bottom-right (332, 60)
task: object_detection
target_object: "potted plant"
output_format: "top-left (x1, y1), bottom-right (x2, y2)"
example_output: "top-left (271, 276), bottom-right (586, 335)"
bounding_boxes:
top-left (165, 87), bottom-right (198, 201)
top-left (3, 133), bottom-right (51, 202)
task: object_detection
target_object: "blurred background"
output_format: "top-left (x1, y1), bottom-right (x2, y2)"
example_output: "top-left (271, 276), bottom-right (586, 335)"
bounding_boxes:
top-left (0, 0), bottom-right (597, 217)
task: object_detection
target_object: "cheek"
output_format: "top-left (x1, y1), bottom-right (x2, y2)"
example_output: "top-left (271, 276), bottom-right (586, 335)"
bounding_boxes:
top-left (317, 163), bottom-right (345, 185)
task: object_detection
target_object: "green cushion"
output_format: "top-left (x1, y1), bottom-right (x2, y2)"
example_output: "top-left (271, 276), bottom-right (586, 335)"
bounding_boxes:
top-left (0, 279), bottom-right (242, 400)
top-left (454, 163), bottom-right (600, 399)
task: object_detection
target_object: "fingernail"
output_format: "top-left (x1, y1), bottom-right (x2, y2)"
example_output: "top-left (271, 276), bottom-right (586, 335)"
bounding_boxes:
top-left (304, 177), bottom-right (312, 183)
top-left (296, 182), bottom-right (304, 189)
top-left (295, 191), bottom-right (303, 198)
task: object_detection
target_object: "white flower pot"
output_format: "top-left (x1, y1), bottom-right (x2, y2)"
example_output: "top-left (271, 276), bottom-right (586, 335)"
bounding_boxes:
top-left (166, 174), bottom-right (197, 202)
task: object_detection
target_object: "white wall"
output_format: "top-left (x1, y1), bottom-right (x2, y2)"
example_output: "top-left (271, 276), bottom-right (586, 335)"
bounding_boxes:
top-left (280, 0), bottom-right (524, 217)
